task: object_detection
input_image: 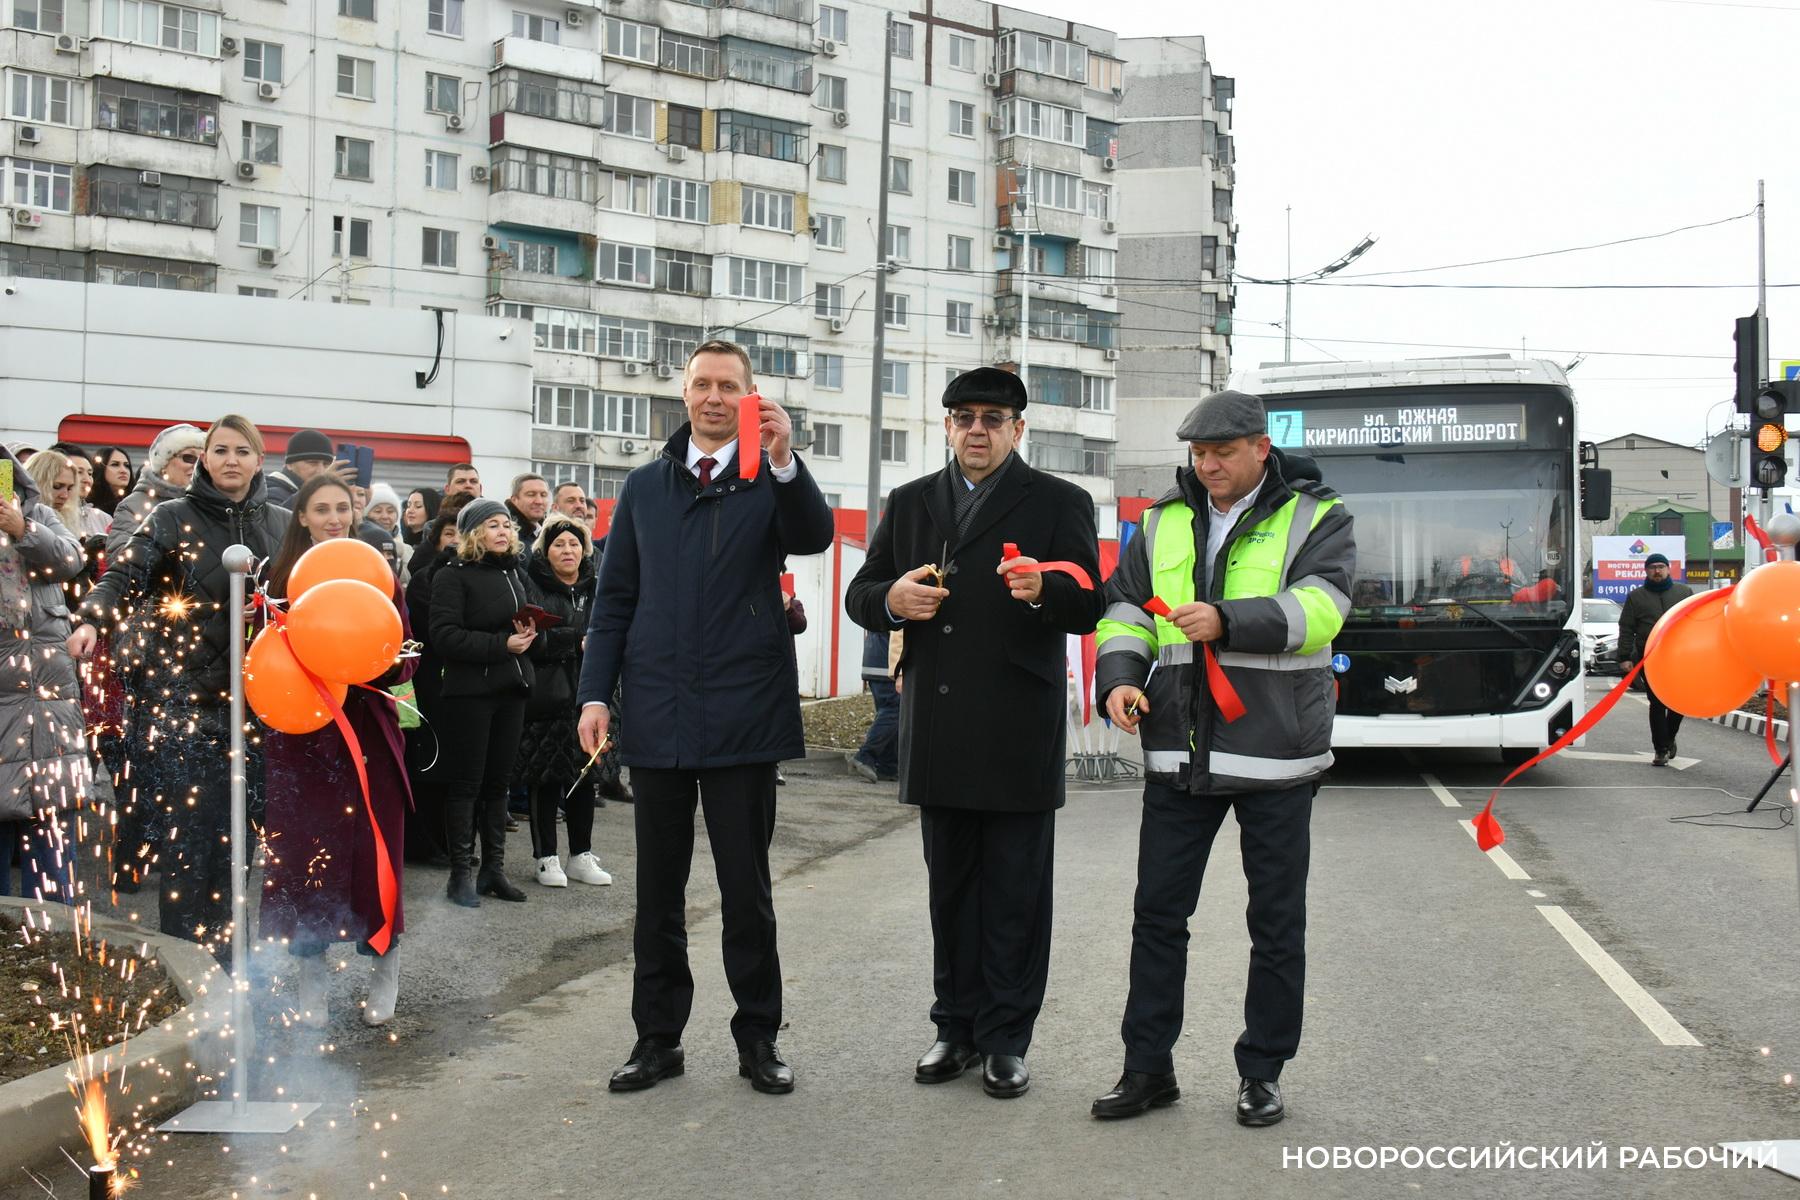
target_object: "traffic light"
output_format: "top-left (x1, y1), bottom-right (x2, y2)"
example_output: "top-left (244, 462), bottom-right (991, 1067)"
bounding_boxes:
top-left (1750, 382), bottom-right (1800, 489)
top-left (1736, 313), bottom-right (1768, 413)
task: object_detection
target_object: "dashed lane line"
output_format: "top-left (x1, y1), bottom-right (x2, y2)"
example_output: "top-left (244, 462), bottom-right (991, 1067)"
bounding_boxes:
top-left (1457, 819), bottom-right (1532, 880)
top-left (1535, 905), bottom-right (1703, 1047)
top-left (1421, 772), bottom-right (1462, 808)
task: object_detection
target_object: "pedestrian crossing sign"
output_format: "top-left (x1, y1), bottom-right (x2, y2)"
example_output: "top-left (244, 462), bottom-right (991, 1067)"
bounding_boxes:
top-left (1782, 361), bottom-right (1800, 382)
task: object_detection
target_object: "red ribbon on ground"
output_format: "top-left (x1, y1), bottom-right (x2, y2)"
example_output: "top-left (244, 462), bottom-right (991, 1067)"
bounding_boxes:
top-left (1140, 595), bottom-right (1245, 723)
top-left (259, 597), bottom-right (399, 956)
top-left (1477, 585), bottom-right (1740, 851)
top-left (739, 393), bottom-right (762, 481)
top-left (1000, 543), bottom-right (1095, 590)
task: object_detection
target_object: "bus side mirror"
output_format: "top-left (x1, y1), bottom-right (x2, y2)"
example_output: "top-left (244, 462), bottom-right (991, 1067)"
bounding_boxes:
top-left (1580, 468), bottom-right (1612, 522)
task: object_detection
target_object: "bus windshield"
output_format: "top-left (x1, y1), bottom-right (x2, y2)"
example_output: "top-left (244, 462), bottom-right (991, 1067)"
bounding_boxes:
top-left (1318, 451), bottom-right (1571, 628)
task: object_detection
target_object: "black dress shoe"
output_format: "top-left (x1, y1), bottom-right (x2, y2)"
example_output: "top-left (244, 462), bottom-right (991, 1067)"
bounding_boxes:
top-left (609, 1041), bottom-right (685, 1092)
top-left (982, 1054), bottom-right (1029, 1099)
top-left (914, 1039), bottom-right (980, 1084)
top-left (476, 868), bottom-right (526, 902)
top-left (1236, 1077), bottom-right (1284, 1126)
top-left (738, 1040), bottom-right (794, 1094)
top-left (1091, 1070), bottom-right (1181, 1119)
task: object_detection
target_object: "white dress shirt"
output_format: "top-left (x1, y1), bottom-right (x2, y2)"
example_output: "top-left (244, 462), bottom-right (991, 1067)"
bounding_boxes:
top-left (1204, 470), bottom-right (1266, 590)
top-left (687, 438), bottom-right (798, 483)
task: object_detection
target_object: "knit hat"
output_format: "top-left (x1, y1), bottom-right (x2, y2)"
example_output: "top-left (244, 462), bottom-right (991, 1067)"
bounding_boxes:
top-left (284, 429), bottom-right (335, 466)
top-left (455, 497), bottom-right (509, 535)
top-left (366, 482), bottom-right (402, 515)
top-left (145, 423), bottom-right (206, 474)
top-left (1643, 553), bottom-right (1670, 569)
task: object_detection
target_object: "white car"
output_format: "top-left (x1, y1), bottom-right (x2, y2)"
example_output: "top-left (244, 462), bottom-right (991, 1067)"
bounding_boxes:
top-left (1582, 598), bottom-right (1623, 675)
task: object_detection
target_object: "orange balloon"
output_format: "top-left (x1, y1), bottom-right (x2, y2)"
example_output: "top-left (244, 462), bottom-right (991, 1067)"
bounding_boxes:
top-left (1724, 561), bottom-right (1800, 682)
top-left (285, 578), bottom-right (403, 685)
top-left (245, 626), bottom-right (347, 735)
top-left (1645, 592), bottom-right (1762, 718)
top-left (288, 536), bottom-right (393, 601)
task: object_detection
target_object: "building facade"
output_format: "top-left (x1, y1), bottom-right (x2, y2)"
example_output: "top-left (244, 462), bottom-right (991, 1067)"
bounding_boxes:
top-left (1, 0), bottom-right (1135, 519)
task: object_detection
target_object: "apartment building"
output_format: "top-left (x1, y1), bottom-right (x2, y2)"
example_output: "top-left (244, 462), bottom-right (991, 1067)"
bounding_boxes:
top-left (0, 0), bottom-right (1132, 518)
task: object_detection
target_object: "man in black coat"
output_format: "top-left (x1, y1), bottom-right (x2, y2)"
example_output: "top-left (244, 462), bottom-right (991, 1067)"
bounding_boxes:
top-left (578, 339), bottom-right (834, 1096)
top-left (1617, 552), bottom-right (1694, 765)
top-left (845, 367), bottom-right (1104, 1099)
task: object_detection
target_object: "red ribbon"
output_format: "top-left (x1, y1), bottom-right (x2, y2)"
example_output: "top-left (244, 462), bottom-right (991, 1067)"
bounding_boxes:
top-left (1140, 595), bottom-right (1246, 723)
top-left (259, 598), bottom-right (399, 956)
top-left (739, 393), bottom-right (762, 481)
top-left (1000, 543), bottom-right (1095, 589)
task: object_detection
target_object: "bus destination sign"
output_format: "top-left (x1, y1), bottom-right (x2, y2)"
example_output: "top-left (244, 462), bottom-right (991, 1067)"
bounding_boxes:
top-left (1267, 403), bottom-right (1529, 451)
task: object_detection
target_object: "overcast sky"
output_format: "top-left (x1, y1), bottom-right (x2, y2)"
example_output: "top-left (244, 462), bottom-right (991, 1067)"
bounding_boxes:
top-left (1023, 0), bottom-right (1798, 453)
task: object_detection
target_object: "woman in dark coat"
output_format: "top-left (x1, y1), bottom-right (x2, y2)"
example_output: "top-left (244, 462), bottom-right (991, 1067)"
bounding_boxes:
top-left (401, 514), bottom-right (460, 865)
top-left (89, 446), bottom-right (136, 518)
top-left (517, 515), bottom-right (610, 888)
top-left (429, 499), bottom-right (537, 907)
top-left (259, 474), bottom-right (415, 1028)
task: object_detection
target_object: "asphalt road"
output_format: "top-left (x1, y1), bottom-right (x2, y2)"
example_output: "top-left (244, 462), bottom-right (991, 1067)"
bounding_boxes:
top-left (11, 682), bottom-right (1800, 1199)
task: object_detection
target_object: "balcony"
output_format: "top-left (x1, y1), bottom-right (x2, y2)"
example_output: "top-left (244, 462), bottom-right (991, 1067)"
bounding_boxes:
top-left (995, 267), bottom-right (1088, 307)
top-left (87, 40), bottom-right (222, 96)
top-left (488, 264), bottom-right (596, 310)
top-left (995, 69), bottom-right (1085, 110)
top-left (488, 186), bottom-right (598, 238)
top-left (84, 129), bottom-right (219, 177)
top-left (74, 214), bottom-right (214, 262)
top-left (999, 205), bottom-right (1083, 241)
top-left (489, 36), bottom-right (604, 85)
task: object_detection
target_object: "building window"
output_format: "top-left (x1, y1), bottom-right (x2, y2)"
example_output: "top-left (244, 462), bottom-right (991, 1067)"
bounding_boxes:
top-left (3, 157), bottom-right (69, 213)
top-left (597, 167), bottom-right (648, 212)
top-left (881, 361), bottom-right (908, 397)
top-left (1004, 97), bottom-right (1082, 147)
top-left (813, 212), bottom-right (844, 251)
top-left (89, 165), bottom-right (216, 227)
top-left (605, 17), bottom-right (656, 63)
top-left (947, 168), bottom-right (975, 205)
top-left (1026, 166), bottom-right (1080, 212)
top-left (1081, 374), bottom-right (1114, 413)
top-left (427, 0), bottom-right (461, 34)
top-left (239, 286), bottom-right (277, 298)
top-left (338, 0), bottom-right (373, 17)
top-left (816, 4), bottom-right (845, 42)
top-left (813, 421), bottom-right (842, 457)
top-left (94, 78), bottom-right (219, 145)
top-left (723, 37), bottom-right (812, 92)
top-left (492, 303), bottom-right (651, 359)
top-left (946, 300), bottom-right (972, 337)
top-left (654, 247), bottom-right (711, 295)
top-left (241, 121), bottom-right (280, 165)
top-left (336, 55), bottom-right (374, 101)
top-left (814, 355), bottom-right (842, 390)
top-left (883, 224), bottom-right (910, 263)
top-left (491, 146), bottom-right (600, 202)
top-left (1202, 235), bottom-right (1218, 275)
top-left (947, 32), bottom-right (976, 70)
top-left (597, 241), bottom-right (653, 287)
top-left (427, 72), bottom-right (461, 114)
top-left (654, 323), bottom-right (701, 370)
top-left (660, 32), bottom-right (719, 77)
top-left (880, 428), bottom-right (907, 463)
top-left (511, 10), bottom-right (558, 43)
top-left (740, 186), bottom-right (794, 232)
top-left (603, 92), bottom-right (654, 139)
top-left (100, 0), bottom-right (219, 55)
top-left (424, 149), bottom-right (459, 190)
top-left (7, 70), bottom-right (80, 126)
top-left (534, 386), bottom-right (651, 437)
top-left (1089, 54), bottom-right (1124, 95)
top-left (238, 202), bottom-right (278, 248)
top-left (999, 30), bottom-right (1087, 83)
top-left (814, 74), bottom-right (846, 112)
top-left (1083, 245), bottom-right (1116, 282)
top-left (666, 103), bottom-right (702, 148)
top-left (946, 235), bottom-right (972, 271)
top-left (883, 292), bottom-right (909, 329)
top-left (1086, 117), bottom-right (1120, 159)
top-left (817, 143), bottom-right (846, 183)
top-left (422, 227), bottom-right (457, 269)
top-left (887, 88), bottom-right (911, 125)
top-left (335, 136), bottom-right (372, 180)
top-left (12, 0), bottom-right (64, 33)
top-left (814, 283), bottom-right (843, 318)
top-left (887, 156), bottom-right (911, 194)
top-left (889, 21), bottom-right (912, 58)
top-left (724, 257), bottom-right (803, 302)
top-left (717, 111), bottom-right (807, 162)
top-left (242, 40), bottom-right (283, 83)
top-left (1083, 180), bottom-right (1113, 220)
top-left (332, 214), bottom-right (370, 258)
top-left (948, 99), bottom-right (974, 138)
top-left (511, 240), bottom-right (557, 274)
top-left (725, 326), bottom-right (809, 377)
top-left (654, 176), bottom-right (709, 222)
top-left (91, 251), bottom-right (212, 290)
top-left (492, 67), bottom-right (604, 126)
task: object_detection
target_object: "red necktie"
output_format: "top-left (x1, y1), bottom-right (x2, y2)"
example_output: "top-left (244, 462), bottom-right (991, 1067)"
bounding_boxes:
top-left (697, 456), bottom-right (717, 487)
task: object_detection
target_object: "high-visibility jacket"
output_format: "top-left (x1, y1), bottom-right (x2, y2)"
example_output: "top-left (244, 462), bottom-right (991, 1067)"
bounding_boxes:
top-left (1097, 455), bottom-right (1356, 795)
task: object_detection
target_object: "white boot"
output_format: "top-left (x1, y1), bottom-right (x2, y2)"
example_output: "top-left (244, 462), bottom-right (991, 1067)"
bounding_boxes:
top-left (364, 945), bottom-right (400, 1027)
top-left (295, 956), bottom-right (329, 1029)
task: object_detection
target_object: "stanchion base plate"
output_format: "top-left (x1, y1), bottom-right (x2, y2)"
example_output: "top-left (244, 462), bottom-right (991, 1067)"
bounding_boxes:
top-left (159, 1100), bottom-right (321, 1134)
top-left (1720, 1141), bottom-right (1800, 1180)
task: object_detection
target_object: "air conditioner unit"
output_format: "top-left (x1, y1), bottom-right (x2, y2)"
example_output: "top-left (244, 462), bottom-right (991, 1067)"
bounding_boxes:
top-left (619, 439), bottom-right (639, 454)
top-left (1103, 347), bottom-right (1120, 361)
top-left (480, 234), bottom-right (500, 251)
top-left (54, 33), bottom-right (78, 53)
top-left (257, 247), bottom-right (278, 266)
top-left (446, 113), bottom-right (465, 131)
top-left (564, 8), bottom-right (583, 25)
top-left (1101, 155), bottom-right (1117, 171)
top-left (827, 316), bottom-right (845, 334)
top-left (220, 35), bottom-right (238, 55)
top-left (17, 125), bottom-right (41, 145)
top-left (654, 363), bottom-right (675, 379)
top-left (1102, 284), bottom-right (1117, 299)
top-left (471, 164), bottom-right (490, 183)
top-left (666, 143), bottom-right (687, 163)
top-left (806, 213), bottom-right (819, 233)
top-left (814, 37), bottom-right (837, 56)
top-left (139, 170), bottom-right (163, 187)
top-left (622, 361), bottom-right (645, 376)
top-left (981, 311), bottom-right (999, 329)
top-left (831, 109), bottom-right (849, 127)
top-left (13, 208), bottom-right (44, 228)
top-left (991, 232), bottom-right (1010, 250)
top-left (1102, 219), bottom-right (1117, 234)
top-left (982, 70), bottom-right (1000, 88)
top-left (257, 81), bottom-right (282, 101)
top-left (236, 161), bottom-right (257, 180)
top-left (985, 114), bottom-right (1004, 133)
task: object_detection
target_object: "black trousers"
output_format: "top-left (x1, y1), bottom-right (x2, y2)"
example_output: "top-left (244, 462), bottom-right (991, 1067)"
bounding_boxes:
top-left (156, 706), bottom-right (256, 969)
top-left (1645, 681), bottom-right (1684, 755)
top-left (920, 806), bottom-right (1055, 1057)
top-left (529, 781), bottom-right (593, 859)
top-left (436, 692), bottom-right (527, 870)
top-left (1122, 780), bottom-right (1312, 1081)
top-left (631, 764), bottom-right (780, 1051)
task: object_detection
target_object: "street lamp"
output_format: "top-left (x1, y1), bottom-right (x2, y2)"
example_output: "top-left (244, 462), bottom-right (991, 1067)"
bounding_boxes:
top-left (1281, 209), bottom-right (1376, 363)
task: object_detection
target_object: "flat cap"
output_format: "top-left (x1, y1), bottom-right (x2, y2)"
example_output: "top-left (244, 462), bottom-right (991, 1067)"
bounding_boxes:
top-left (1176, 389), bottom-right (1267, 443)
top-left (942, 366), bottom-right (1027, 412)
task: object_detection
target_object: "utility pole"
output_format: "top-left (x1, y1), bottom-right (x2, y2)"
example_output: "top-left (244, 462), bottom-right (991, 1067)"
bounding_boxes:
top-left (1283, 205), bottom-right (1292, 364)
top-left (1758, 178), bottom-right (1767, 382)
top-left (1018, 146), bottom-right (1033, 399)
top-left (864, 12), bottom-right (895, 524)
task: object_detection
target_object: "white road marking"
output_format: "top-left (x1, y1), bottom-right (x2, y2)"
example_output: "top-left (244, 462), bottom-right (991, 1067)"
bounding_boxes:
top-left (1421, 772), bottom-right (1462, 808)
top-left (1535, 905), bottom-right (1702, 1047)
top-left (1556, 748), bottom-right (1702, 770)
top-left (1526, 888), bottom-right (1546, 898)
top-left (1458, 820), bottom-right (1532, 880)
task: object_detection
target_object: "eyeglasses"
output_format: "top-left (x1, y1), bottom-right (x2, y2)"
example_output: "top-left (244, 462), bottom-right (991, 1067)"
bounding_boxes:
top-left (950, 410), bottom-right (1015, 430)
top-left (176, 452), bottom-right (200, 464)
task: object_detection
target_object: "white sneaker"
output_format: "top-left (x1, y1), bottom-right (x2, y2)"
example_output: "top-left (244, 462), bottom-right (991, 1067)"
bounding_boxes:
top-left (536, 855), bottom-right (568, 887)
top-left (363, 945), bottom-right (400, 1027)
top-left (565, 851), bottom-right (612, 886)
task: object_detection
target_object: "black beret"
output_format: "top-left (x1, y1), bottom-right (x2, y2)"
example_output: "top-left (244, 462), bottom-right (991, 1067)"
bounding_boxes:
top-left (942, 367), bottom-right (1027, 412)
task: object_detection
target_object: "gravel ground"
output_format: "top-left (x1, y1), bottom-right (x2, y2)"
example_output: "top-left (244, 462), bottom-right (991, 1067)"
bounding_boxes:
top-left (802, 692), bottom-right (877, 751)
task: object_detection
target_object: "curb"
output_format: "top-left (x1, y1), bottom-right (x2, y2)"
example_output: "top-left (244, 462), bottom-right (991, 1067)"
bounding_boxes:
top-left (0, 896), bottom-right (234, 1172)
top-left (1712, 708), bottom-right (1789, 743)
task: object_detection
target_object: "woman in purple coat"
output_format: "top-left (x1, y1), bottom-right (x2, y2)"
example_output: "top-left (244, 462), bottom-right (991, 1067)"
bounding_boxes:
top-left (259, 474), bottom-right (416, 1028)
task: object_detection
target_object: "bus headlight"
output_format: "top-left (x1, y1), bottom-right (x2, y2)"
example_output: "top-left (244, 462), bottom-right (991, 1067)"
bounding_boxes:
top-left (1532, 682), bottom-right (1553, 700)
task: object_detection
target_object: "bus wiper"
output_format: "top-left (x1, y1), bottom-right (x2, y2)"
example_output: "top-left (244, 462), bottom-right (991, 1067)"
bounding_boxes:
top-left (1424, 599), bottom-right (1535, 648)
